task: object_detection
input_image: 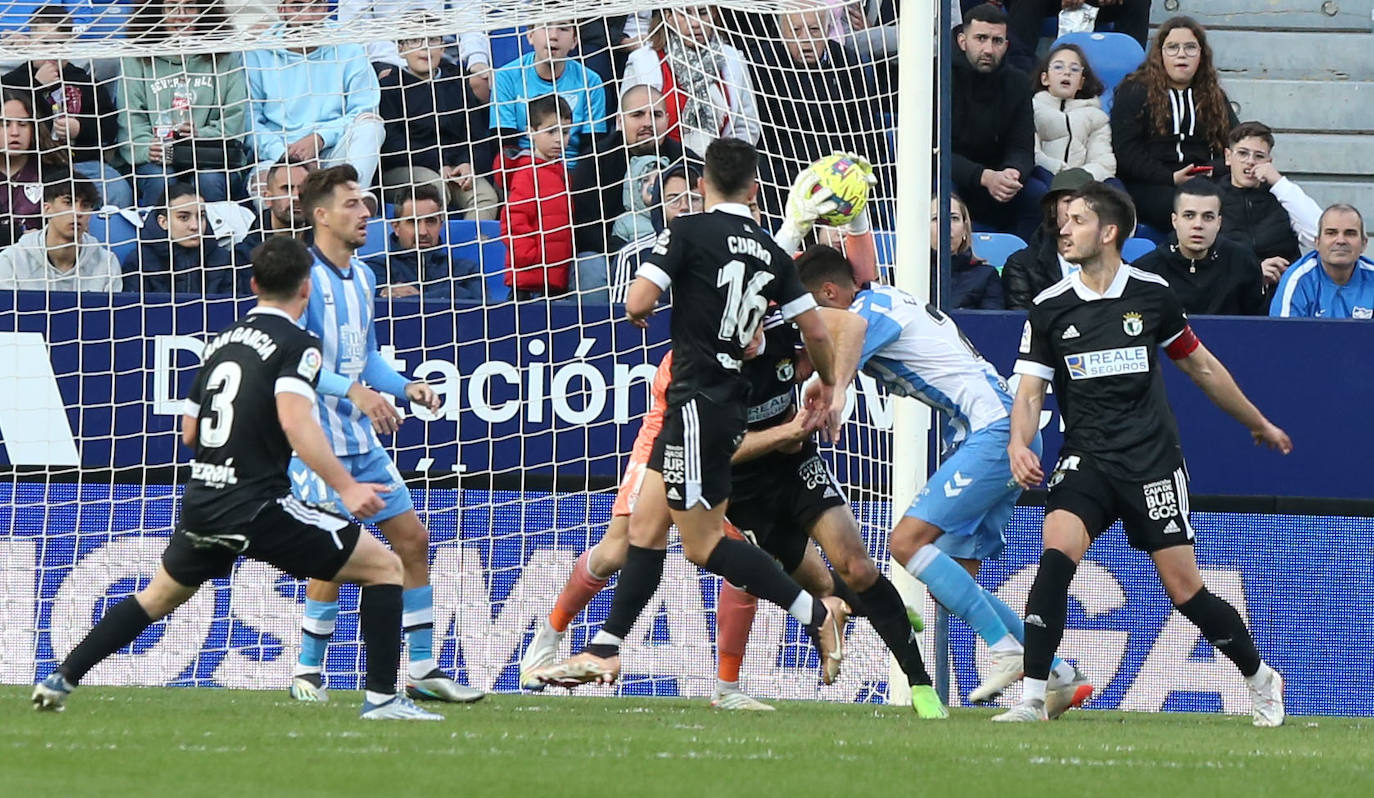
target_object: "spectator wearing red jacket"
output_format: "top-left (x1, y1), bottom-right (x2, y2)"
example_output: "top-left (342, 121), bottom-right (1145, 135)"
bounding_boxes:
top-left (502, 95), bottom-right (574, 298)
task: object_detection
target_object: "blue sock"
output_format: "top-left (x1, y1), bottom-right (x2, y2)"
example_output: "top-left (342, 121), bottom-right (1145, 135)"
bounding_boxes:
top-left (403, 586), bottom-right (435, 677)
top-left (982, 586), bottom-right (1067, 673)
top-left (298, 598), bottom-right (338, 673)
top-left (905, 545), bottom-right (1010, 647)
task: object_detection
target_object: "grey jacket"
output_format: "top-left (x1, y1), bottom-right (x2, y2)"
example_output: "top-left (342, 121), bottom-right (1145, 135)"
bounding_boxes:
top-left (0, 228), bottom-right (122, 292)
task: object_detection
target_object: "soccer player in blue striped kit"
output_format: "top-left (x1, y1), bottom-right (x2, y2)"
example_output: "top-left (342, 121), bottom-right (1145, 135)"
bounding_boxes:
top-left (286, 166), bottom-right (483, 705)
top-left (799, 244), bottom-right (1092, 717)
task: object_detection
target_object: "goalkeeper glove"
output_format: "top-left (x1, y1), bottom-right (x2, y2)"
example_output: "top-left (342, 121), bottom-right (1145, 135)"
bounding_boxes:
top-left (777, 168), bottom-right (840, 255)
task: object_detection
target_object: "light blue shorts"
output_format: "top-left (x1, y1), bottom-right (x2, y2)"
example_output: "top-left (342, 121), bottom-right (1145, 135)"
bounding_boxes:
top-left (906, 418), bottom-right (1042, 562)
top-left (289, 447), bottom-right (413, 524)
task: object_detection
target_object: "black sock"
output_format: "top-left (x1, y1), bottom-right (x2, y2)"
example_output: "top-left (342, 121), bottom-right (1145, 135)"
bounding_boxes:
top-left (359, 584), bottom-right (403, 696)
top-left (829, 571), bottom-right (866, 617)
top-left (59, 596), bottom-right (154, 684)
top-left (1176, 588), bottom-right (1262, 677)
top-left (1024, 549), bottom-right (1077, 682)
top-left (588, 545), bottom-right (666, 657)
top-left (858, 576), bottom-right (931, 686)
top-left (704, 537), bottom-right (812, 622)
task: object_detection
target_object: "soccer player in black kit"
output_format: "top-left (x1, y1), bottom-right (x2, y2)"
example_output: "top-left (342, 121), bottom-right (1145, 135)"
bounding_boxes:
top-left (994, 183), bottom-right (1292, 725)
top-left (538, 137), bottom-right (850, 688)
top-left (32, 237), bottom-right (442, 721)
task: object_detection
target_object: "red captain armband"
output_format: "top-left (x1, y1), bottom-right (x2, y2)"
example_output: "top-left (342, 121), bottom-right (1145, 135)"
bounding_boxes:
top-left (1164, 325), bottom-right (1200, 360)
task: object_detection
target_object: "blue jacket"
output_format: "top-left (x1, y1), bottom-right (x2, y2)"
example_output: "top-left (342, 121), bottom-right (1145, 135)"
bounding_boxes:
top-left (1269, 251), bottom-right (1374, 319)
top-left (244, 34), bottom-right (380, 164)
top-left (491, 53), bottom-right (606, 162)
top-left (124, 217), bottom-right (234, 295)
top-left (364, 232), bottom-right (483, 302)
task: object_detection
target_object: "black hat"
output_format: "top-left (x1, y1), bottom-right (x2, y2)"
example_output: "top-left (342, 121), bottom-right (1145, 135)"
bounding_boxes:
top-left (1045, 168), bottom-right (1094, 201)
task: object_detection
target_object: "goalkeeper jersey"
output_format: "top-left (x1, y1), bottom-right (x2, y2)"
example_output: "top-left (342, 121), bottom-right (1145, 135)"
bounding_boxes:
top-left (303, 247), bottom-right (383, 456)
top-left (850, 284), bottom-right (1012, 450)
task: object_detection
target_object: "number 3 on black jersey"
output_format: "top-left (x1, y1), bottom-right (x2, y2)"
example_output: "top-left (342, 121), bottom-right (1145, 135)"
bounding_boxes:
top-left (717, 259), bottom-right (774, 346)
top-left (199, 361), bottom-right (243, 449)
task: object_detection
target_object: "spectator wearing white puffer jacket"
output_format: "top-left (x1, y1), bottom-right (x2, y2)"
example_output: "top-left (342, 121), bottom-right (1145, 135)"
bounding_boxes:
top-left (1025, 43), bottom-right (1118, 204)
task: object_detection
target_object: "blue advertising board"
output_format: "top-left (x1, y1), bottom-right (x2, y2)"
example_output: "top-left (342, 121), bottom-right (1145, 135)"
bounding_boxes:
top-left (5, 482), bottom-right (1370, 716)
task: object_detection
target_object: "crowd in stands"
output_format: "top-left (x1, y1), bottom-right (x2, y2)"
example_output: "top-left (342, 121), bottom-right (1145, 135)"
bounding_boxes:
top-left (0, 0), bottom-right (1368, 319)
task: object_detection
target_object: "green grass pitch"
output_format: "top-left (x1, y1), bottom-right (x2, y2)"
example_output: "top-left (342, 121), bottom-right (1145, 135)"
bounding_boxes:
top-left (5, 687), bottom-right (1373, 797)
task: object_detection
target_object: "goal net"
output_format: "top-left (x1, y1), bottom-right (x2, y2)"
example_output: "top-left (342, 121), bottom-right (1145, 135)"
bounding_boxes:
top-left (0, 0), bottom-right (938, 704)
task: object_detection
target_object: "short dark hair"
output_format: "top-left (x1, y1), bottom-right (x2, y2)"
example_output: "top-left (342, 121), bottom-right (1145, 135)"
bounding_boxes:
top-left (962, 3), bottom-right (1008, 28)
top-left (251, 235), bottom-right (313, 300)
top-left (394, 183), bottom-right (444, 216)
top-left (795, 244), bottom-right (854, 290)
top-left (1173, 177), bottom-right (1222, 210)
top-left (29, 4), bottom-right (73, 33)
top-left (528, 94), bottom-right (572, 129)
top-left (163, 181), bottom-right (201, 207)
top-left (1318, 203), bottom-right (1366, 236)
top-left (1034, 43), bottom-right (1105, 99)
top-left (1072, 182), bottom-right (1136, 250)
top-left (43, 174), bottom-right (100, 208)
top-left (300, 164), bottom-right (359, 220)
top-left (1228, 120), bottom-right (1274, 149)
top-left (703, 137), bottom-right (758, 199)
top-left (266, 154), bottom-right (309, 185)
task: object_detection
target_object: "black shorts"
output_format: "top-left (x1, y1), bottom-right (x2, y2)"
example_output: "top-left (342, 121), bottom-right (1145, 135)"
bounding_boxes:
top-left (162, 495), bottom-right (362, 586)
top-left (1045, 453), bottom-right (1195, 553)
top-left (650, 394), bottom-right (746, 511)
top-left (727, 442), bottom-right (848, 572)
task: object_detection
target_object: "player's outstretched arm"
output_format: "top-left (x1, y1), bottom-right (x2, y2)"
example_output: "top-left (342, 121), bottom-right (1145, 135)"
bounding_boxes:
top-left (733, 414), bottom-right (812, 464)
top-left (813, 307), bottom-right (866, 441)
top-left (1008, 374), bottom-right (1048, 488)
top-left (1171, 342), bottom-right (1293, 453)
top-left (625, 276), bottom-right (663, 328)
top-left (277, 392), bottom-right (388, 519)
top-left (793, 306), bottom-right (838, 432)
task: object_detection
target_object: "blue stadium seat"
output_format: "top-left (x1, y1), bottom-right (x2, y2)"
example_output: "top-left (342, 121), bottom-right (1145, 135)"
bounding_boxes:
top-left (874, 229), bottom-right (897, 266)
top-left (358, 216), bottom-right (389, 259)
top-left (1050, 31), bottom-right (1145, 114)
top-left (1121, 236), bottom-right (1157, 262)
top-left (0, 1), bottom-right (43, 32)
top-left (970, 232), bottom-right (1026, 270)
top-left (446, 219), bottom-right (508, 302)
top-left (1133, 222), bottom-right (1167, 245)
top-left (69, 0), bottom-right (130, 39)
top-left (86, 210), bottom-right (139, 266)
top-left (489, 28), bottom-right (528, 69)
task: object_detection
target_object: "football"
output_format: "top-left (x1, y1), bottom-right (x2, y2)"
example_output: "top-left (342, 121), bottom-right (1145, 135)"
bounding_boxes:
top-left (808, 153), bottom-right (871, 226)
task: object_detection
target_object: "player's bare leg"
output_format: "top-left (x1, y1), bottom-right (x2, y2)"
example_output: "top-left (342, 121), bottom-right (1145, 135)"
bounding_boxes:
top-left (808, 507), bottom-right (943, 717)
top-left (1152, 545), bottom-right (1284, 727)
top-left (993, 511), bottom-right (1092, 722)
top-left (520, 516), bottom-right (631, 689)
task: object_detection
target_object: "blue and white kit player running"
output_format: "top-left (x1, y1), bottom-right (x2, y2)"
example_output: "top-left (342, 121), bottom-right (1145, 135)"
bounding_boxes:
top-left (798, 245), bottom-right (1092, 717)
top-left (287, 165), bottom-right (483, 705)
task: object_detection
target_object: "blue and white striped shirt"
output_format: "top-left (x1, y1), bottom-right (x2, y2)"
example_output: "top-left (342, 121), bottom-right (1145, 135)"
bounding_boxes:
top-left (304, 247), bottom-right (409, 455)
top-left (850, 284), bottom-right (1012, 450)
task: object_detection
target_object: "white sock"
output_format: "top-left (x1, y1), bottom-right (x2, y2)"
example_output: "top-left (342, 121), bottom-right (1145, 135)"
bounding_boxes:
top-left (1245, 662), bottom-right (1271, 688)
top-left (989, 634), bottom-right (1023, 654)
top-left (590, 630), bottom-right (623, 648)
top-left (1050, 660), bottom-right (1077, 684)
top-left (1023, 677), bottom-right (1047, 704)
top-left (716, 679), bottom-right (740, 695)
top-left (787, 592), bottom-right (815, 625)
top-left (408, 658), bottom-right (438, 680)
top-left (365, 690), bottom-right (394, 706)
